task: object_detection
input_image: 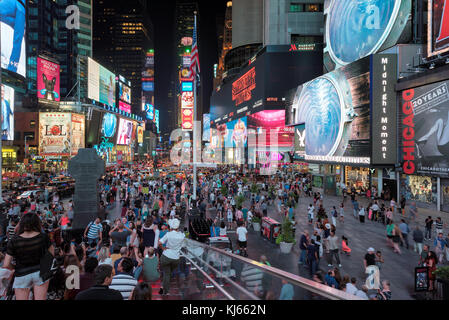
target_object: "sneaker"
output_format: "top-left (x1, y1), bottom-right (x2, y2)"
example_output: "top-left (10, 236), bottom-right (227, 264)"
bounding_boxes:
top-left (328, 264), bottom-right (332, 267)
top-left (158, 288), bottom-right (164, 295)
top-left (338, 264), bottom-right (342, 267)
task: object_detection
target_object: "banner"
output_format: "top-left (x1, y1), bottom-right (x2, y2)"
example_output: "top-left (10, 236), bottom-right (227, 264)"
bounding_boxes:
top-left (117, 118), bottom-right (133, 145)
top-left (39, 113), bottom-right (71, 156)
top-left (203, 113), bottom-right (210, 141)
top-left (1, 84), bottom-right (14, 141)
top-left (88, 57), bottom-right (116, 107)
top-left (37, 57), bottom-right (60, 102)
top-left (71, 114), bottom-right (85, 156)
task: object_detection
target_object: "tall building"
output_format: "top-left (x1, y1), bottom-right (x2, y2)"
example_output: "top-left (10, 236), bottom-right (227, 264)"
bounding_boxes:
top-left (93, 0), bottom-right (154, 115)
top-left (214, 1), bottom-right (232, 90)
top-left (171, 0), bottom-right (199, 132)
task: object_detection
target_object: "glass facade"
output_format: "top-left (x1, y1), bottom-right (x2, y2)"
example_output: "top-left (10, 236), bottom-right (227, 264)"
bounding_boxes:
top-left (400, 175), bottom-right (437, 205)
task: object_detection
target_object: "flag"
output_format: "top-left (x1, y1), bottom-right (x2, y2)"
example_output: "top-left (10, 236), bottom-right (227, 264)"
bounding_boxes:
top-left (189, 14), bottom-right (200, 78)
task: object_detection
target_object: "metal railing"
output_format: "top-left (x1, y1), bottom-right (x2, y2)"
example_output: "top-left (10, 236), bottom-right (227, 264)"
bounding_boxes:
top-left (182, 238), bottom-right (362, 300)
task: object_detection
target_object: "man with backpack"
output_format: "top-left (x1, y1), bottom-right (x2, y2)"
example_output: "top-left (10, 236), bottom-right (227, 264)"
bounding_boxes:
top-left (84, 217), bottom-right (103, 246)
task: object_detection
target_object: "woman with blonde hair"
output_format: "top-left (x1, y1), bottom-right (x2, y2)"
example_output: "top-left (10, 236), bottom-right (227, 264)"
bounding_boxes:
top-left (98, 246), bottom-right (112, 266)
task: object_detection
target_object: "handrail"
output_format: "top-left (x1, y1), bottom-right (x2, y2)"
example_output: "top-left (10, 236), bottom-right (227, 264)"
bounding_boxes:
top-left (181, 252), bottom-right (236, 300)
top-left (184, 238), bottom-right (363, 300)
top-left (183, 246), bottom-right (260, 300)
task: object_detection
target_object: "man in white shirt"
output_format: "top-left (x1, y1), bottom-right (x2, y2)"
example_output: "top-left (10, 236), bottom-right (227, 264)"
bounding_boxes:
top-left (345, 277), bottom-right (359, 295)
top-left (158, 219), bottom-right (185, 295)
top-left (236, 221), bottom-right (248, 257)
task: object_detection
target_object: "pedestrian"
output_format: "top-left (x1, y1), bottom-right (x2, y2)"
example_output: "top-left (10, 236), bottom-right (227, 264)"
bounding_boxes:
top-left (364, 247), bottom-right (376, 270)
top-left (434, 232), bottom-right (447, 264)
top-left (358, 206), bottom-right (365, 223)
top-left (339, 202), bottom-right (344, 223)
top-left (392, 224), bottom-right (403, 254)
top-left (376, 280), bottom-right (392, 300)
top-left (425, 216), bottom-right (433, 240)
top-left (308, 204), bottom-right (314, 224)
top-left (306, 239), bottom-right (319, 277)
top-left (435, 217), bottom-right (444, 238)
top-left (413, 225), bottom-right (424, 255)
top-left (400, 196), bottom-right (406, 216)
top-left (375, 251), bottom-right (384, 270)
top-left (353, 199), bottom-right (359, 219)
top-left (409, 201), bottom-right (418, 222)
top-left (399, 219), bottom-right (410, 249)
top-left (84, 217), bottom-right (103, 246)
top-left (236, 220), bottom-right (248, 257)
top-left (341, 235), bottom-right (351, 256)
top-left (279, 279), bottom-right (294, 300)
top-left (331, 206), bottom-right (338, 227)
top-left (326, 231), bottom-right (341, 267)
top-left (298, 230), bottom-right (309, 265)
top-left (75, 264), bottom-right (123, 300)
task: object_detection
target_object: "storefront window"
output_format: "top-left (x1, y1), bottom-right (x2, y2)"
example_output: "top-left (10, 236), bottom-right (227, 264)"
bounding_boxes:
top-left (441, 179), bottom-right (449, 212)
top-left (400, 175), bottom-right (437, 205)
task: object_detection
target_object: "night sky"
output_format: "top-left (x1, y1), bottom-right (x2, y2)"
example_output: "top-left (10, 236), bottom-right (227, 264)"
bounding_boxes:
top-left (148, 0), bottom-right (228, 136)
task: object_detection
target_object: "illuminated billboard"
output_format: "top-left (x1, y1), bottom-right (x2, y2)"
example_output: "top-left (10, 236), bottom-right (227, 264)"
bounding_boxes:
top-left (119, 81), bottom-right (131, 104)
top-left (428, 0), bottom-right (449, 57)
top-left (101, 113), bottom-right (117, 139)
top-left (142, 81), bottom-right (154, 92)
top-left (155, 109), bottom-right (160, 133)
top-left (323, 0), bottom-right (411, 72)
top-left (181, 91), bottom-right (194, 109)
top-left (0, 0), bottom-right (26, 77)
top-left (117, 118), bottom-right (133, 145)
top-left (137, 126), bottom-right (144, 144)
top-left (39, 113), bottom-right (71, 156)
top-left (223, 117), bottom-right (248, 148)
top-left (37, 57), bottom-right (60, 103)
top-left (144, 103), bottom-right (154, 120)
top-left (182, 81), bottom-right (193, 92)
top-left (287, 56), bottom-right (371, 165)
top-left (1, 84), bottom-right (14, 141)
top-left (247, 110), bottom-right (294, 148)
top-left (181, 108), bottom-right (193, 130)
top-left (88, 57), bottom-right (116, 107)
top-left (400, 80), bottom-right (449, 177)
top-left (203, 113), bottom-right (210, 141)
top-left (71, 113), bottom-right (85, 156)
top-left (119, 101), bottom-right (131, 113)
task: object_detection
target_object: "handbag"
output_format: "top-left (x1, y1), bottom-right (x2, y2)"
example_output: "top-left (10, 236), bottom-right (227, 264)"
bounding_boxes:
top-left (40, 243), bottom-right (58, 282)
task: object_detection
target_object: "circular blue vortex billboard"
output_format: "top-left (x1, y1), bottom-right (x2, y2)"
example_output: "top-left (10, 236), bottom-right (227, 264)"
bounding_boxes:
top-left (327, 0), bottom-right (399, 65)
top-left (296, 77), bottom-right (342, 156)
top-left (102, 113), bottom-right (117, 138)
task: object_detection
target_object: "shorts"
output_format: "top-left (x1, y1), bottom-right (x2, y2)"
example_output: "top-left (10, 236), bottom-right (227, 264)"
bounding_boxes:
top-left (238, 241), bottom-right (247, 248)
top-left (227, 217), bottom-right (233, 222)
top-left (13, 271), bottom-right (48, 289)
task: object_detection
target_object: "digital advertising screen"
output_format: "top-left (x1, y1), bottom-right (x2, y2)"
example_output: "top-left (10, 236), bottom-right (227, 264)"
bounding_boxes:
top-left (137, 126), bottom-right (144, 144)
top-left (223, 117), bottom-right (248, 148)
top-left (144, 103), bottom-right (154, 121)
top-left (88, 57), bottom-right (116, 107)
top-left (101, 113), bottom-right (118, 139)
top-left (39, 113), bottom-right (71, 156)
top-left (181, 108), bottom-right (193, 130)
top-left (142, 81), bottom-right (154, 92)
top-left (119, 101), bottom-right (131, 113)
top-left (400, 79), bottom-right (449, 177)
top-left (182, 81), bottom-right (193, 92)
top-left (155, 109), bottom-right (160, 133)
top-left (203, 113), bottom-right (211, 142)
top-left (294, 124), bottom-right (306, 160)
top-left (288, 56), bottom-right (371, 165)
top-left (37, 57), bottom-right (60, 103)
top-left (247, 110), bottom-right (294, 148)
top-left (119, 81), bottom-right (131, 104)
top-left (181, 91), bottom-right (194, 109)
top-left (117, 118), bottom-right (133, 145)
top-left (0, 0), bottom-right (26, 77)
top-left (1, 84), bottom-right (14, 141)
top-left (323, 0), bottom-right (411, 72)
top-left (428, 0), bottom-right (449, 57)
top-left (71, 113), bottom-right (85, 156)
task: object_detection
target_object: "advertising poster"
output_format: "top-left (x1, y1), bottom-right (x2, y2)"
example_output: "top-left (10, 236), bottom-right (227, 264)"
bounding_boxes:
top-left (101, 113), bottom-right (117, 139)
top-left (203, 113), bottom-right (211, 141)
top-left (223, 117), bottom-right (248, 148)
top-left (323, 0), bottom-right (411, 72)
top-left (181, 108), bottom-right (193, 130)
top-left (144, 103), bottom-right (154, 120)
top-left (99, 65), bottom-right (116, 107)
top-left (155, 109), bottom-right (160, 133)
top-left (294, 124), bottom-right (306, 160)
top-left (137, 126), bottom-right (144, 144)
top-left (37, 57), bottom-right (60, 102)
top-left (181, 91), bottom-right (194, 109)
top-left (400, 80), bottom-right (449, 177)
top-left (414, 267), bottom-right (429, 292)
top-left (87, 57), bottom-right (100, 102)
top-left (39, 113), bottom-right (71, 156)
top-left (182, 81), bottom-right (193, 92)
top-left (0, 0), bottom-right (26, 77)
top-left (1, 84), bottom-right (14, 141)
top-left (119, 81), bottom-right (131, 104)
top-left (142, 81), bottom-right (154, 92)
top-left (117, 118), bottom-right (133, 145)
top-left (288, 56), bottom-right (371, 165)
top-left (71, 113), bottom-right (85, 156)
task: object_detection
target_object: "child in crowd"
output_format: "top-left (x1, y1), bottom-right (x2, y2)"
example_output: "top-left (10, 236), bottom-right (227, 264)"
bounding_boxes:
top-left (341, 236), bottom-right (351, 256)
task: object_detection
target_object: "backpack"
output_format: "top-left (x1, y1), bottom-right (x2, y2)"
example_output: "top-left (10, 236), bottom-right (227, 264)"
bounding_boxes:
top-left (333, 210), bottom-right (338, 218)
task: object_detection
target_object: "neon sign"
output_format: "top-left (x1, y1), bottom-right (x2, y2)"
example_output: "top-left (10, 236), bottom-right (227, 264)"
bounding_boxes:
top-left (232, 67), bottom-right (256, 106)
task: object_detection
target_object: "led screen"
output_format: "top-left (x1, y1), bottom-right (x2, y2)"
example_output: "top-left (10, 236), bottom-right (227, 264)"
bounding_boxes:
top-left (324, 0), bottom-right (411, 72)
top-left (181, 91), bottom-right (194, 109)
top-left (119, 81), bottom-right (131, 104)
top-left (71, 114), bottom-right (85, 156)
top-left (203, 113), bottom-right (210, 142)
top-left (428, 0), bottom-right (449, 57)
top-left (88, 57), bottom-right (116, 107)
top-left (247, 110), bottom-right (294, 148)
top-left (101, 113), bottom-right (117, 138)
top-left (137, 126), bottom-right (144, 144)
top-left (1, 84), bottom-right (14, 141)
top-left (223, 117), bottom-right (248, 148)
top-left (0, 0), bottom-right (26, 77)
top-left (37, 57), bottom-right (60, 102)
top-left (288, 56), bottom-right (371, 165)
top-left (117, 118), bottom-right (133, 145)
top-left (119, 101), bottom-right (131, 113)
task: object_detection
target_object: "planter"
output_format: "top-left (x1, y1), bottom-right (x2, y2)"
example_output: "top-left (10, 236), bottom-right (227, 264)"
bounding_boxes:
top-left (252, 222), bottom-right (261, 232)
top-left (279, 241), bottom-right (293, 254)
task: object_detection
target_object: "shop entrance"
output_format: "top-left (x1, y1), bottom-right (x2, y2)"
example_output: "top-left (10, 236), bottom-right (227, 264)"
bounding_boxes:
top-left (382, 179), bottom-right (397, 201)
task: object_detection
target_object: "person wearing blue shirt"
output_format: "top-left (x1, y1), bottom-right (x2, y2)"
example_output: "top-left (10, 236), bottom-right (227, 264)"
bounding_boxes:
top-left (279, 279), bottom-right (294, 300)
top-left (324, 270), bottom-right (339, 289)
top-left (434, 232), bottom-right (448, 264)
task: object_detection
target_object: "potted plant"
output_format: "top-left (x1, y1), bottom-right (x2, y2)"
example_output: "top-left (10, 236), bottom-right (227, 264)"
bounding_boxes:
top-left (235, 195), bottom-right (245, 209)
top-left (251, 215), bottom-right (261, 232)
top-left (276, 218), bottom-right (296, 254)
top-left (221, 185), bottom-right (228, 197)
top-left (434, 266), bottom-right (449, 300)
top-left (250, 183), bottom-right (259, 195)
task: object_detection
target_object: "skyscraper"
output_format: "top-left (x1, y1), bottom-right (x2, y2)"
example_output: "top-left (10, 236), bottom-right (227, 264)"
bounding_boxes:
top-left (93, 0), bottom-right (153, 115)
top-left (214, 1), bottom-right (232, 90)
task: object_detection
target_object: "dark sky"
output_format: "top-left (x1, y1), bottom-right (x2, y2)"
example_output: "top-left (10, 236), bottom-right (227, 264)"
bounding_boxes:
top-left (148, 0), bottom-right (228, 135)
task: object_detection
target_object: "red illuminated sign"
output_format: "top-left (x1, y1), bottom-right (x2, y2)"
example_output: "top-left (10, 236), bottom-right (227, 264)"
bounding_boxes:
top-left (182, 108), bottom-right (193, 130)
top-left (232, 67), bottom-right (256, 106)
top-left (401, 89), bottom-right (416, 174)
top-left (428, 0), bottom-right (449, 56)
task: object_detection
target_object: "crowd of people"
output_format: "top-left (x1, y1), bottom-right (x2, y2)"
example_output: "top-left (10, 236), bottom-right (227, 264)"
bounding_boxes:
top-left (0, 163), bottom-right (447, 300)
